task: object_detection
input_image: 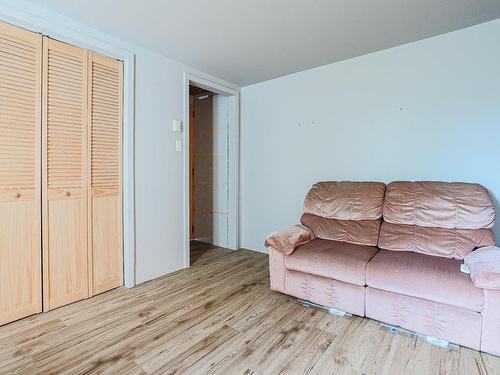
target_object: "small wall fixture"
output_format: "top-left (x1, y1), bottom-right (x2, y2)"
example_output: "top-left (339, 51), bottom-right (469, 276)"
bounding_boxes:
top-left (173, 119), bottom-right (183, 132)
top-left (175, 139), bottom-right (183, 152)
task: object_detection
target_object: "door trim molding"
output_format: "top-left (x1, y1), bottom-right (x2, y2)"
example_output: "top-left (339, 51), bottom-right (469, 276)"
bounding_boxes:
top-left (183, 72), bottom-right (240, 267)
top-left (0, 1), bottom-right (137, 288)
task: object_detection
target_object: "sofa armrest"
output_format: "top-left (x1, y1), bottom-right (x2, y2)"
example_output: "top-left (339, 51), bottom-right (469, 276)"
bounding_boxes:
top-left (264, 224), bottom-right (314, 255)
top-left (464, 246), bottom-right (500, 290)
top-left (269, 248), bottom-right (287, 293)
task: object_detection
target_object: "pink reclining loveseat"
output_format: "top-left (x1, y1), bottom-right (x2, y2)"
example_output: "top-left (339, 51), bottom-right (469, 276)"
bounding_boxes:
top-left (265, 181), bottom-right (500, 355)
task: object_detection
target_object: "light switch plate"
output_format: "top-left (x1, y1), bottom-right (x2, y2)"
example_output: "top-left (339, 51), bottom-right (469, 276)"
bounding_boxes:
top-left (173, 120), bottom-right (182, 132)
top-left (175, 139), bottom-right (183, 152)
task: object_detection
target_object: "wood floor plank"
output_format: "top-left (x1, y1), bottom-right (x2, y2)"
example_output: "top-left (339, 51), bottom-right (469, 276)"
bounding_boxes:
top-left (1, 244), bottom-right (500, 375)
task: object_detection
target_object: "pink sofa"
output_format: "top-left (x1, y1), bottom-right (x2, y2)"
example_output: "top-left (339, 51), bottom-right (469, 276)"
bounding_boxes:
top-left (265, 181), bottom-right (500, 356)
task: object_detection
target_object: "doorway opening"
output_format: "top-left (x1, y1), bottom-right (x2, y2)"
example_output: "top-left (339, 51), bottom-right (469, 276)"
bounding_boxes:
top-left (187, 83), bottom-right (236, 265)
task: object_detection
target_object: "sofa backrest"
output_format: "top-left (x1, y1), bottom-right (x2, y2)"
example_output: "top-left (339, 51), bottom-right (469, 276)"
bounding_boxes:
top-left (300, 181), bottom-right (386, 246)
top-left (379, 181), bottom-right (496, 259)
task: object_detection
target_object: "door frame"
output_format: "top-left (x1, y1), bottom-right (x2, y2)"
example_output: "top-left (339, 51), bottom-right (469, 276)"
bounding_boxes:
top-left (183, 73), bottom-right (240, 267)
top-left (0, 3), bottom-right (137, 288)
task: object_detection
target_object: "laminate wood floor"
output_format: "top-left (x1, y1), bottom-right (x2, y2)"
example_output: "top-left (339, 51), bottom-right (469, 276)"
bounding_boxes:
top-left (1, 246), bottom-right (500, 375)
top-left (190, 240), bottom-right (214, 265)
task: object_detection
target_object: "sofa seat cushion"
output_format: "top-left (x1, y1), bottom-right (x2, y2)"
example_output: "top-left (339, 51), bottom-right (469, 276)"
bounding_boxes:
top-left (366, 250), bottom-right (484, 312)
top-left (284, 239), bottom-right (378, 286)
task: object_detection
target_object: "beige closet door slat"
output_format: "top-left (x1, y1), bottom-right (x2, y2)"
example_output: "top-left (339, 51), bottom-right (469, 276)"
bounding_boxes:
top-left (89, 52), bottom-right (123, 296)
top-left (0, 22), bottom-right (42, 325)
top-left (42, 37), bottom-right (89, 310)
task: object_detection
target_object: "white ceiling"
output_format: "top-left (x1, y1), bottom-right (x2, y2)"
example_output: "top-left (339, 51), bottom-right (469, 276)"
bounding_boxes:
top-left (26, 0), bottom-right (500, 86)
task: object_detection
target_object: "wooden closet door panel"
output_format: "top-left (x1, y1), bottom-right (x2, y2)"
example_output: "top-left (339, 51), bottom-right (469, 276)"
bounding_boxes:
top-left (43, 37), bottom-right (88, 310)
top-left (0, 22), bottom-right (42, 325)
top-left (92, 192), bottom-right (122, 294)
top-left (89, 53), bottom-right (123, 295)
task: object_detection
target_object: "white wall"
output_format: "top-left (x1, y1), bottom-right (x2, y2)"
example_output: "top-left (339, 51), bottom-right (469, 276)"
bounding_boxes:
top-left (0, 0), bottom-right (238, 285)
top-left (241, 19), bottom-right (500, 253)
top-left (134, 50), bottom-right (188, 283)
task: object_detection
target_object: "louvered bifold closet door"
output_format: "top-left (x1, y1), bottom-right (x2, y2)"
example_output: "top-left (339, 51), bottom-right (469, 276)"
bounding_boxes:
top-left (42, 37), bottom-right (88, 310)
top-left (89, 52), bottom-right (123, 295)
top-left (0, 22), bottom-right (42, 325)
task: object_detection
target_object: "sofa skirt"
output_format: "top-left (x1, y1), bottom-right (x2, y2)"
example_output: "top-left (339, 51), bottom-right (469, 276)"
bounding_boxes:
top-left (366, 287), bottom-right (482, 350)
top-left (285, 270), bottom-right (366, 317)
top-left (482, 289), bottom-right (500, 356)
